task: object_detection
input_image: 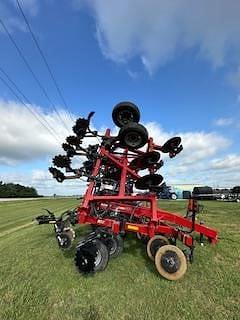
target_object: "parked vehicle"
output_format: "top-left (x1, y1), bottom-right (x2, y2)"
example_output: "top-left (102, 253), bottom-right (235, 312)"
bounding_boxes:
top-left (192, 186), bottom-right (215, 200)
top-left (182, 190), bottom-right (191, 199)
top-left (157, 183), bottom-right (178, 200)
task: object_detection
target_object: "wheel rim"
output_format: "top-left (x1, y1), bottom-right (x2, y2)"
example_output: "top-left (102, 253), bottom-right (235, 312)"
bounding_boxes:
top-left (118, 110), bottom-right (134, 125)
top-left (94, 249), bottom-right (102, 266)
top-left (124, 131), bottom-right (142, 148)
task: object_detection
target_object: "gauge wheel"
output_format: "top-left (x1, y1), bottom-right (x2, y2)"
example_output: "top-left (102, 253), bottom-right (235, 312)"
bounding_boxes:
top-left (56, 232), bottom-right (72, 249)
top-left (155, 245), bottom-right (187, 281)
top-left (112, 101), bottom-right (140, 127)
top-left (118, 123), bottom-right (148, 149)
top-left (93, 240), bottom-right (109, 271)
top-left (147, 235), bottom-right (170, 261)
top-left (75, 240), bottom-right (109, 273)
top-left (104, 234), bottom-right (124, 258)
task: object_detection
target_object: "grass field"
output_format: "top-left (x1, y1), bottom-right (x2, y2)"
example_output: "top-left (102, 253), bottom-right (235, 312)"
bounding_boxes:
top-left (0, 198), bottom-right (239, 320)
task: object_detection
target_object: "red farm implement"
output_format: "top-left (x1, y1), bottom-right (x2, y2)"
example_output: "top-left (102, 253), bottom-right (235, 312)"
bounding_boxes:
top-left (38, 101), bottom-right (218, 280)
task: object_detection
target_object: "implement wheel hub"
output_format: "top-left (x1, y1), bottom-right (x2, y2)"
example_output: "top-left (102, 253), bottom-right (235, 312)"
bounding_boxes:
top-left (161, 251), bottom-right (180, 273)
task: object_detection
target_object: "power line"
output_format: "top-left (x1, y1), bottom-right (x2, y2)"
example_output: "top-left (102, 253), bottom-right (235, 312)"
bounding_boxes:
top-left (0, 73), bottom-right (61, 144)
top-left (0, 18), bottom-right (70, 132)
top-left (16, 0), bottom-right (75, 122)
top-left (0, 66), bottom-right (62, 143)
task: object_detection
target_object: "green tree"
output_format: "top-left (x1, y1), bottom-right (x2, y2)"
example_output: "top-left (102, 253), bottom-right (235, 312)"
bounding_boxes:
top-left (0, 182), bottom-right (40, 198)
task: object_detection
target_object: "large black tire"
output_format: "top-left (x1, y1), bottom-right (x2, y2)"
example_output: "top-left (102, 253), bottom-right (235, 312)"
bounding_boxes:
top-left (75, 240), bottom-right (109, 273)
top-left (135, 174), bottom-right (163, 190)
top-left (103, 234), bottom-right (124, 258)
top-left (112, 101), bottom-right (140, 127)
top-left (118, 123), bottom-right (148, 149)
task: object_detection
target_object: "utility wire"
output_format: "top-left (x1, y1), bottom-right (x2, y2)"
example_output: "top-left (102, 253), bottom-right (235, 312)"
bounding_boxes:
top-left (0, 73), bottom-right (61, 144)
top-left (0, 18), bottom-right (70, 132)
top-left (16, 0), bottom-right (75, 123)
top-left (0, 66), bottom-right (62, 142)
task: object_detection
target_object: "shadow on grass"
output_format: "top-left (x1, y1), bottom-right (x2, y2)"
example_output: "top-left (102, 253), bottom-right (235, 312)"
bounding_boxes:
top-left (120, 233), bottom-right (158, 277)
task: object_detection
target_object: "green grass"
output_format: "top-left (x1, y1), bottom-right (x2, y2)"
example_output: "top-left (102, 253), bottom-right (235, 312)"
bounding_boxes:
top-left (0, 199), bottom-right (239, 320)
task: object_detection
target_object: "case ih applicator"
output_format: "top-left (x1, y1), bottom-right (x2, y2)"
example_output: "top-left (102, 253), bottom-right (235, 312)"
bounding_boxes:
top-left (42, 102), bottom-right (218, 280)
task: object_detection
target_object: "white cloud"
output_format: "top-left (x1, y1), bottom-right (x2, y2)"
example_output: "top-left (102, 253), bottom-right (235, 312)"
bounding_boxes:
top-left (214, 117), bottom-right (234, 127)
top-left (0, 0), bottom-right (39, 34)
top-left (80, 0), bottom-right (240, 74)
top-left (145, 122), bottom-right (230, 165)
top-left (0, 100), bottom-right (74, 165)
top-left (210, 154), bottom-right (240, 170)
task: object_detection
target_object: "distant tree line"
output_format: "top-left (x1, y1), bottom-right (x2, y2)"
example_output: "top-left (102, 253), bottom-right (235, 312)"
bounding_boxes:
top-left (0, 181), bottom-right (41, 198)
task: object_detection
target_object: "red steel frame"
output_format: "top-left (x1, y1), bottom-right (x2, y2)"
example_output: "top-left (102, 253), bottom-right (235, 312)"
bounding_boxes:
top-left (77, 129), bottom-right (218, 249)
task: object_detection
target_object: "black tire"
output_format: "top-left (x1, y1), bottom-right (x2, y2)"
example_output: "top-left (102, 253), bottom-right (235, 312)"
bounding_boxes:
top-left (103, 234), bottom-right (124, 258)
top-left (112, 101), bottom-right (140, 127)
top-left (75, 240), bottom-right (109, 273)
top-left (118, 123), bottom-right (148, 149)
top-left (129, 151), bottom-right (160, 170)
top-left (135, 174), bottom-right (163, 190)
top-left (94, 240), bottom-right (109, 271)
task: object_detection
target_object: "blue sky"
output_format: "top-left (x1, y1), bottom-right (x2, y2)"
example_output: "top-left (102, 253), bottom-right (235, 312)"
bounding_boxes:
top-left (0, 0), bottom-right (240, 195)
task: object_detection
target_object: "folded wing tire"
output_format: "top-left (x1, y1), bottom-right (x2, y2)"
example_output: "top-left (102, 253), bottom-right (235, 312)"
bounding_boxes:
top-left (112, 101), bottom-right (140, 127)
top-left (135, 174), bottom-right (163, 190)
top-left (118, 123), bottom-right (148, 149)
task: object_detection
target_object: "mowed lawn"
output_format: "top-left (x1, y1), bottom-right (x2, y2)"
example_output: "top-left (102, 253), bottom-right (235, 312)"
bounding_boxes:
top-left (0, 199), bottom-right (239, 320)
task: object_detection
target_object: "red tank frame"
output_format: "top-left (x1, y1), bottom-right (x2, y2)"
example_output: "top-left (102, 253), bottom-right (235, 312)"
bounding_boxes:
top-left (77, 129), bottom-right (218, 250)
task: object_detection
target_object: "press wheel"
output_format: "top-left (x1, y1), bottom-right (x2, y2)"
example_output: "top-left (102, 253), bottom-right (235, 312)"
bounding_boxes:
top-left (147, 235), bottom-right (170, 261)
top-left (155, 245), bottom-right (187, 281)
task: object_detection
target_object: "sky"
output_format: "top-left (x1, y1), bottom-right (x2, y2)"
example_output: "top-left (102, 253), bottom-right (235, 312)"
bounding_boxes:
top-left (0, 0), bottom-right (240, 195)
